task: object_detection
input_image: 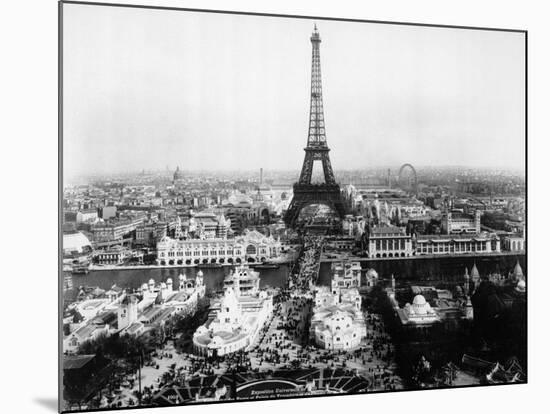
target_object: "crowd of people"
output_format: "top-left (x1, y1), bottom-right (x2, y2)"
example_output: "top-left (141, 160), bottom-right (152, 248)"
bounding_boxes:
top-left (288, 236), bottom-right (325, 291)
top-left (250, 295), bottom-right (312, 368)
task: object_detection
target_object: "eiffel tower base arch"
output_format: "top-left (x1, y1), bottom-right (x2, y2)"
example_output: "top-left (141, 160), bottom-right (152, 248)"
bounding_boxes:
top-left (284, 183), bottom-right (346, 229)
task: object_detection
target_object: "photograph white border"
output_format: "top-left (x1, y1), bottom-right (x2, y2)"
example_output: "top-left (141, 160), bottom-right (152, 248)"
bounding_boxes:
top-left (1, 1), bottom-right (546, 414)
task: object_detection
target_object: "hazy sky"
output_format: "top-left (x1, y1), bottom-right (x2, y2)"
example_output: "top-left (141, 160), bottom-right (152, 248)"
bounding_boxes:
top-left (63, 4), bottom-right (525, 178)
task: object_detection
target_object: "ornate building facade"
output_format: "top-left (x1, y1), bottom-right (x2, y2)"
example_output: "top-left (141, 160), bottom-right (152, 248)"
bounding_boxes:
top-left (310, 275), bottom-right (366, 350)
top-left (365, 225), bottom-right (413, 258)
top-left (503, 234), bottom-right (525, 252)
top-left (415, 233), bottom-right (500, 255)
top-left (156, 229), bottom-right (282, 266)
top-left (331, 261), bottom-right (361, 288)
top-left (397, 295), bottom-right (441, 326)
top-left (442, 210), bottom-right (481, 235)
top-left (193, 266), bottom-right (273, 356)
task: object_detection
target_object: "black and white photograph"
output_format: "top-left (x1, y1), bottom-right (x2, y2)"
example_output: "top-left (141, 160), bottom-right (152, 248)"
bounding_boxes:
top-left (59, 1), bottom-right (526, 412)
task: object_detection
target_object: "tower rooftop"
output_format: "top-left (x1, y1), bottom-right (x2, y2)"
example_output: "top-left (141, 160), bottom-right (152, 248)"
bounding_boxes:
top-left (471, 262), bottom-right (480, 279)
top-left (311, 24), bottom-right (321, 42)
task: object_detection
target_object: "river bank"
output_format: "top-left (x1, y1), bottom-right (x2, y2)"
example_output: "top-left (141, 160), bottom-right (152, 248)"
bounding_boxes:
top-left (321, 250), bottom-right (526, 263)
top-left (318, 253), bottom-right (526, 287)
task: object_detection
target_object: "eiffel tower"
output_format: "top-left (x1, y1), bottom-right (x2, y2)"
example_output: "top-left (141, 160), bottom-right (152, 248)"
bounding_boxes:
top-left (284, 25), bottom-right (346, 228)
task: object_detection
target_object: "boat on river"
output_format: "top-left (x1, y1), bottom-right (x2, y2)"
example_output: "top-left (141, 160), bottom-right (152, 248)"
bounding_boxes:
top-left (71, 264), bottom-right (90, 275)
top-left (250, 263), bottom-right (280, 270)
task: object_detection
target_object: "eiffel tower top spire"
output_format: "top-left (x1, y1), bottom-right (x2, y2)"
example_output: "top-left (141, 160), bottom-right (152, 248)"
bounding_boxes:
top-left (308, 24), bottom-right (327, 148)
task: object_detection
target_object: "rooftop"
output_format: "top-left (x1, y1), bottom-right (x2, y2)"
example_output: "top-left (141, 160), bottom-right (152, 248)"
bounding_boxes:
top-left (78, 209), bottom-right (98, 214)
top-left (416, 234), bottom-right (493, 241)
top-left (74, 323), bottom-right (100, 338)
top-left (63, 354), bottom-right (96, 370)
top-left (78, 299), bottom-right (109, 310)
top-left (371, 226), bottom-right (407, 235)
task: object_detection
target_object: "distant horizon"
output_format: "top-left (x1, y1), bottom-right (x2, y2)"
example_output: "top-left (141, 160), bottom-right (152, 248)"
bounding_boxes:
top-left (64, 163), bottom-right (526, 182)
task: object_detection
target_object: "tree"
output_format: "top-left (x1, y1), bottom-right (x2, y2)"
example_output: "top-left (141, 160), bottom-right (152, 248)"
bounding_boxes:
top-left (412, 355), bottom-right (432, 387)
top-left (289, 359), bottom-right (302, 370)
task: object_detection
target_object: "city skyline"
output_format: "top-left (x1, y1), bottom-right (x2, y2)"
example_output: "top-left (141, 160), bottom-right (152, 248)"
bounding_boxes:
top-left (65, 164), bottom-right (526, 185)
top-left (63, 5), bottom-right (525, 178)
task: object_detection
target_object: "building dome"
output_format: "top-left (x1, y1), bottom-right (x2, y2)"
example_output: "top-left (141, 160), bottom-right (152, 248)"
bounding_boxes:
top-left (310, 295), bottom-right (367, 351)
top-left (195, 325), bottom-right (208, 336)
top-left (173, 166), bottom-right (184, 181)
top-left (413, 295), bottom-right (427, 306)
top-left (402, 295), bottom-right (438, 323)
top-left (410, 295), bottom-right (432, 316)
top-left (366, 269), bottom-right (379, 279)
top-left (516, 279), bottom-right (526, 293)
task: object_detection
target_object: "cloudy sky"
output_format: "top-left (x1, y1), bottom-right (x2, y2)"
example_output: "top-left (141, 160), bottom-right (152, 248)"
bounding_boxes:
top-left (63, 3), bottom-right (525, 178)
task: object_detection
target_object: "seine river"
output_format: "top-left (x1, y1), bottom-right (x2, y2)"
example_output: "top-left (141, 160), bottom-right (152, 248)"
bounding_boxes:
top-left (64, 265), bottom-right (291, 303)
top-left (64, 253), bottom-right (525, 303)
